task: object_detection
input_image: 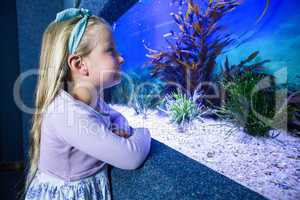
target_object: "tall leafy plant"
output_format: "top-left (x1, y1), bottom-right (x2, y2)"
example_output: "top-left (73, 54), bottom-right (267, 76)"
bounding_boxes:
top-left (146, 0), bottom-right (240, 97)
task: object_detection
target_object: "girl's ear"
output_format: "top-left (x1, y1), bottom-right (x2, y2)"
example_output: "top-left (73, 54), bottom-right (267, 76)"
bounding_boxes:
top-left (67, 55), bottom-right (89, 76)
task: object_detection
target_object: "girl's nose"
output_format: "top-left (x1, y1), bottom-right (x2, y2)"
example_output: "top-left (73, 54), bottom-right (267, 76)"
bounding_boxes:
top-left (118, 55), bottom-right (125, 65)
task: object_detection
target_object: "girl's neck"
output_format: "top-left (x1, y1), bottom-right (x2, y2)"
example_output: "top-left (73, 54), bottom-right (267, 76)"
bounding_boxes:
top-left (68, 84), bottom-right (104, 109)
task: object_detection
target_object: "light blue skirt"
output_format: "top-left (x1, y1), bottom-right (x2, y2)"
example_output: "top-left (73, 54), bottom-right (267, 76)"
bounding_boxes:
top-left (25, 164), bottom-right (111, 200)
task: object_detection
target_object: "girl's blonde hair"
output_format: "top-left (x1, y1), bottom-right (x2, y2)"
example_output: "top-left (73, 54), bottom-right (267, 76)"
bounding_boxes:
top-left (25, 15), bottom-right (110, 190)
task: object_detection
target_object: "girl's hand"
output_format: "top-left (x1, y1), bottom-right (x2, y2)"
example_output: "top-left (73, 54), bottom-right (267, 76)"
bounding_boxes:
top-left (112, 129), bottom-right (131, 138)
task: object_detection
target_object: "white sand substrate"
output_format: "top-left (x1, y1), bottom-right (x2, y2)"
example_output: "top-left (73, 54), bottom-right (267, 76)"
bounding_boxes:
top-left (111, 104), bottom-right (300, 200)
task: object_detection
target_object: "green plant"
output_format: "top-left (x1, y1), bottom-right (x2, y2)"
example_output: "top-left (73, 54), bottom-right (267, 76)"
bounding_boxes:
top-left (146, 0), bottom-right (240, 97)
top-left (218, 71), bottom-right (277, 136)
top-left (287, 77), bottom-right (300, 135)
top-left (162, 91), bottom-right (200, 127)
top-left (110, 72), bottom-right (137, 105)
top-left (110, 70), bottom-right (164, 118)
top-left (288, 104), bottom-right (300, 135)
top-left (204, 51), bottom-right (271, 107)
top-left (130, 79), bottom-right (163, 118)
top-left (218, 51), bottom-right (270, 82)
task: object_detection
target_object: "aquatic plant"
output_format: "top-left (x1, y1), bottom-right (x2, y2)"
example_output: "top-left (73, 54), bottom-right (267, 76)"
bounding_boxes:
top-left (218, 71), bottom-right (277, 136)
top-left (217, 51), bottom-right (271, 82)
top-left (146, 0), bottom-right (240, 98)
top-left (110, 72), bottom-right (137, 105)
top-left (216, 52), bottom-right (300, 137)
top-left (288, 104), bottom-right (300, 135)
top-left (110, 70), bottom-right (163, 118)
top-left (205, 51), bottom-right (271, 107)
top-left (287, 78), bottom-right (300, 135)
top-left (160, 90), bottom-right (211, 130)
top-left (164, 91), bottom-right (199, 127)
top-left (131, 81), bottom-right (163, 118)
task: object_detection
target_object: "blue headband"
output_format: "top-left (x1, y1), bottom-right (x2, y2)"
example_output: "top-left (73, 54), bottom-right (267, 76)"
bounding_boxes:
top-left (55, 8), bottom-right (92, 54)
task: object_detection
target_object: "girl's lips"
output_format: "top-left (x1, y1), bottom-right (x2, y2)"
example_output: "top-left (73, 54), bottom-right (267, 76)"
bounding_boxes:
top-left (114, 71), bottom-right (120, 81)
top-left (111, 73), bottom-right (121, 87)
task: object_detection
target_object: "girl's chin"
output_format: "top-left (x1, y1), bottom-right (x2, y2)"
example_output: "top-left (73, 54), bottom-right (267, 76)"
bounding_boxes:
top-left (111, 78), bottom-right (121, 87)
top-left (104, 77), bottom-right (121, 89)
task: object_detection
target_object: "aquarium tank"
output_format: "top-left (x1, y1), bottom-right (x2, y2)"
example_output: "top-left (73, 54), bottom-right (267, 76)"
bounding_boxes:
top-left (109, 0), bottom-right (300, 134)
top-left (106, 1), bottom-right (300, 199)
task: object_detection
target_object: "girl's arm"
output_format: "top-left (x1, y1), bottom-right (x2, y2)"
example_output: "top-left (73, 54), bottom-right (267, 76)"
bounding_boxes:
top-left (44, 106), bottom-right (151, 170)
top-left (97, 98), bottom-right (133, 136)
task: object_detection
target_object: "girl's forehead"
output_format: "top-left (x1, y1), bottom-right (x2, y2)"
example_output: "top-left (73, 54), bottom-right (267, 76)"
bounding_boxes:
top-left (85, 23), bottom-right (115, 52)
top-left (93, 39), bottom-right (114, 54)
top-left (97, 25), bottom-right (113, 43)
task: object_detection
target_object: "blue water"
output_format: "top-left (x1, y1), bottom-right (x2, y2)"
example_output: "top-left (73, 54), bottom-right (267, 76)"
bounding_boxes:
top-left (113, 0), bottom-right (300, 86)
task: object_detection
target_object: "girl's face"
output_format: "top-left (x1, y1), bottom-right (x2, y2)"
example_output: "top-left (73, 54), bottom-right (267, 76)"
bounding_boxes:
top-left (84, 25), bottom-right (124, 89)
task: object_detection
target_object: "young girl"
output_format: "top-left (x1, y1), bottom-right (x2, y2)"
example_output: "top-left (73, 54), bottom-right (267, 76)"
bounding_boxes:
top-left (24, 8), bottom-right (151, 200)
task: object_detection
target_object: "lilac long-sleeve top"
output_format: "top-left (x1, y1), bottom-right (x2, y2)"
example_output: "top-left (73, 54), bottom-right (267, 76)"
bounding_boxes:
top-left (38, 89), bottom-right (151, 181)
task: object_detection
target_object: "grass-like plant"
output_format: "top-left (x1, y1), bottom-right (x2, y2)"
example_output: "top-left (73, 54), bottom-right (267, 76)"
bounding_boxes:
top-left (287, 77), bottom-right (300, 135)
top-left (215, 52), bottom-right (300, 137)
top-left (207, 51), bottom-right (271, 107)
top-left (165, 92), bottom-right (198, 128)
top-left (160, 90), bottom-right (211, 130)
top-left (218, 71), bottom-right (277, 136)
top-left (110, 70), bottom-right (163, 118)
top-left (130, 79), bottom-right (163, 118)
top-left (288, 103), bottom-right (300, 135)
top-left (110, 72), bottom-right (137, 105)
top-left (146, 0), bottom-right (240, 97)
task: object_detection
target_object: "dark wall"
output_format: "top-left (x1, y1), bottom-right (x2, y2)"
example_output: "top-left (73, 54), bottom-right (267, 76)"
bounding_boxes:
top-left (0, 0), bottom-right (23, 163)
top-left (16, 0), bottom-right (63, 158)
top-left (80, 0), bottom-right (138, 24)
top-left (0, 1), bottom-right (25, 199)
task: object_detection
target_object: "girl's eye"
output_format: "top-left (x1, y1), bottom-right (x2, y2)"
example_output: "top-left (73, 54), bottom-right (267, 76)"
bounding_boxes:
top-left (106, 48), bottom-right (114, 53)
